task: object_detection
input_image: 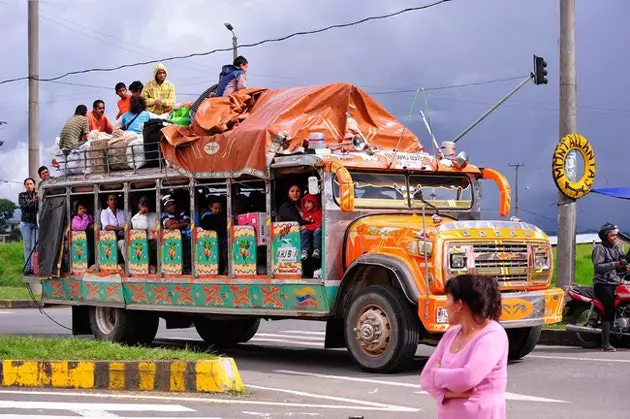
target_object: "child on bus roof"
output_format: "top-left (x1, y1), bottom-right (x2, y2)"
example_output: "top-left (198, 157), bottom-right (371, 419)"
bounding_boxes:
top-left (300, 194), bottom-right (322, 261)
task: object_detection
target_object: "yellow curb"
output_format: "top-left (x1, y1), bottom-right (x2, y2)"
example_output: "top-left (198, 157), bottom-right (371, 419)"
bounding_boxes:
top-left (0, 358), bottom-right (244, 393)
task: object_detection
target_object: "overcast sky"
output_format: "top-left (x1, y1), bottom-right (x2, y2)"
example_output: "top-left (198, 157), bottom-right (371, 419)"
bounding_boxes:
top-left (0, 0), bottom-right (627, 233)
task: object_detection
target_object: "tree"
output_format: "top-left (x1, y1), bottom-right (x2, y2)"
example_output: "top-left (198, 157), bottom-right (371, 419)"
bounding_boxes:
top-left (0, 198), bottom-right (17, 220)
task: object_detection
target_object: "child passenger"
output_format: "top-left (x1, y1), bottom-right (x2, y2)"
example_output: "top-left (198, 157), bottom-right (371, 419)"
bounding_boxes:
top-left (300, 194), bottom-right (322, 261)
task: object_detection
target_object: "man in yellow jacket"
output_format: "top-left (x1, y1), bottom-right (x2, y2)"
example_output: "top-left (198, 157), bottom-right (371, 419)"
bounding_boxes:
top-left (142, 63), bottom-right (175, 115)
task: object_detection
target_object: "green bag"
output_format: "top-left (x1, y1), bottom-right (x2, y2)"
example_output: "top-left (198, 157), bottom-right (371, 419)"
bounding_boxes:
top-left (169, 106), bottom-right (191, 126)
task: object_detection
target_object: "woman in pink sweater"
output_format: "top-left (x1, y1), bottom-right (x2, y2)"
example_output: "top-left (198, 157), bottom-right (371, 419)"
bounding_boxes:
top-left (420, 274), bottom-right (508, 419)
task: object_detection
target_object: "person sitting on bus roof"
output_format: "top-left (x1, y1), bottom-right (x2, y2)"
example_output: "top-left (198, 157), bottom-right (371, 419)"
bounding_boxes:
top-left (115, 96), bottom-right (152, 135)
top-left (115, 82), bottom-right (131, 120)
top-left (131, 196), bottom-right (158, 273)
top-left (201, 195), bottom-right (228, 274)
top-left (129, 80), bottom-right (144, 97)
top-left (161, 194), bottom-right (191, 272)
top-left (216, 56), bottom-right (248, 97)
top-left (100, 193), bottom-right (127, 264)
top-left (87, 100), bottom-right (114, 134)
top-left (59, 104), bottom-right (89, 155)
top-left (142, 63), bottom-right (175, 115)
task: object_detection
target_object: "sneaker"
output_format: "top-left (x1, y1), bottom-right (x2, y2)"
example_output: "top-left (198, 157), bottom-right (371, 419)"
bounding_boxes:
top-left (312, 249), bottom-right (321, 259)
top-left (301, 250), bottom-right (309, 261)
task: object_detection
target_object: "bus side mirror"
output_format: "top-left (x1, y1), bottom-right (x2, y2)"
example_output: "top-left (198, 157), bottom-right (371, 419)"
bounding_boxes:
top-left (329, 162), bottom-right (355, 212)
top-left (480, 168), bottom-right (511, 217)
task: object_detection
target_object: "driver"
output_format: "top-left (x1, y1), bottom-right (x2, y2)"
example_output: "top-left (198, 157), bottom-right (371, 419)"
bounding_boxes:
top-left (592, 223), bottom-right (629, 352)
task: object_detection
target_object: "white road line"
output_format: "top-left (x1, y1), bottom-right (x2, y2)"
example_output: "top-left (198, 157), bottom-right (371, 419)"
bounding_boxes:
top-left (275, 369), bottom-right (568, 404)
top-left (0, 401), bottom-right (194, 412)
top-left (282, 330), bottom-right (326, 336)
top-left (248, 338), bottom-right (322, 347)
top-left (0, 311), bottom-right (15, 315)
top-left (73, 410), bottom-right (118, 418)
top-left (254, 333), bottom-right (324, 342)
top-left (0, 417), bottom-right (219, 419)
top-left (0, 390), bottom-right (416, 412)
top-left (247, 384), bottom-right (418, 412)
top-left (529, 354), bottom-right (630, 363)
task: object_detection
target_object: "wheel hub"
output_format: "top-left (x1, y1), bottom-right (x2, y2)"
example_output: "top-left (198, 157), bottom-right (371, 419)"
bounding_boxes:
top-left (95, 307), bottom-right (117, 335)
top-left (354, 306), bottom-right (392, 357)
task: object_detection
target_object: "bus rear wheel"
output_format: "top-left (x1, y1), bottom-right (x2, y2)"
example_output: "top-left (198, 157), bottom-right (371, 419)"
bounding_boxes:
top-left (194, 317), bottom-right (261, 345)
top-left (344, 285), bottom-right (420, 373)
top-left (89, 307), bottom-right (159, 346)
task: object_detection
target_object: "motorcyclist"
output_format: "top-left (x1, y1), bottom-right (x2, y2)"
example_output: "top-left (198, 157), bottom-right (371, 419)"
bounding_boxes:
top-left (592, 223), bottom-right (629, 351)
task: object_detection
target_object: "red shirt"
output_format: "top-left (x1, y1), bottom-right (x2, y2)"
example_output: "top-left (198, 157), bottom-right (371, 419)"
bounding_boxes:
top-left (87, 111), bottom-right (114, 134)
top-left (117, 95), bottom-right (131, 119)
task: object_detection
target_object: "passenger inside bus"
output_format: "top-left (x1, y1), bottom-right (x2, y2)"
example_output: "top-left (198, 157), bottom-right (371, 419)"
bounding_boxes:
top-left (71, 201), bottom-right (95, 267)
top-left (161, 194), bottom-right (191, 273)
top-left (100, 193), bottom-right (127, 264)
top-left (200, 195), bottom-right (228, 274)
top-left (130, 196), bottom-right (158, 273)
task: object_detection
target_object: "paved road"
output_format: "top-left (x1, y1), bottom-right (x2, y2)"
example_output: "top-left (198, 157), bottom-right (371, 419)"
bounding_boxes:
top-left (1, 307), bottom-right (629, 418)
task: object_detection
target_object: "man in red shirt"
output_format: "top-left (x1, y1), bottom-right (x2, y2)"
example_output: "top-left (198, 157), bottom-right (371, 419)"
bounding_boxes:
top-left (115, 82), bottom-right (131, 119)
top-left (87, 100), bottom-right (114, 134)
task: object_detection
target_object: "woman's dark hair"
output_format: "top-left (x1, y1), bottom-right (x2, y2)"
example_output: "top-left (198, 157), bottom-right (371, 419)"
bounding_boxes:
top-left (23, 177), bottom-right (35, 186)
top-left (130, 95), bottom-right (146, 114)
top-left (445, 274), bottom-right (502, 322)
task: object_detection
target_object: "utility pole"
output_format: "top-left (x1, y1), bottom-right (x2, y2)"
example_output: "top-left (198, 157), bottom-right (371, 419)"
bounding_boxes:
top-left (508, 163), bottom-right (524, 218)
top-left (28, 0), bottom-right (39, 181)
top-left (557, 0), bottom-right (577, 289)
top-left (224, 23), bottom-right (238, 60)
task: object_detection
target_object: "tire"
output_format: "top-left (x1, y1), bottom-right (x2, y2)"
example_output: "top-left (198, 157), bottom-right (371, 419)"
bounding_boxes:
top-left (89, 307), bottom-right (159, 346)
top-left (194, 317), bottom-right (261, 345)
top-left (344, 285), bottom-right (420, 373)
top-left (568, 305), bottom-right (601, 349)
top-left (507, 326), bottom-right (542, 360)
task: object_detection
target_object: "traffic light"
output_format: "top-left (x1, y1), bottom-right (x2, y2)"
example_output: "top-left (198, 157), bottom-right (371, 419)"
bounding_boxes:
top-left (533, 55), bottom-right (548, 85)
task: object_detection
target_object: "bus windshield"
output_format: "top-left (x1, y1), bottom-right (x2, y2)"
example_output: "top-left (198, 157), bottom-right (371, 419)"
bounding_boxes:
top-left (333, 172), bottom-right (473, 210)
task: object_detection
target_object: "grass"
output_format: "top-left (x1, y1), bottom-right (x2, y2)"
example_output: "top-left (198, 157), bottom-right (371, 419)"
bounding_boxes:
top-left (0, 286), bottom-right (35, 301)
top-left (551, 243), bottom-right (595, 287)
top-left (0, 336), bottom-right (217, 360)
top-left (0, 242), bottom-right (24, 289)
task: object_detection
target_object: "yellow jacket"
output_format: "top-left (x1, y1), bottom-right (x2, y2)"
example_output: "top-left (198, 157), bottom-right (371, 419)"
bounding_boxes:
top-left (142, 63), bottom-right (176, 115)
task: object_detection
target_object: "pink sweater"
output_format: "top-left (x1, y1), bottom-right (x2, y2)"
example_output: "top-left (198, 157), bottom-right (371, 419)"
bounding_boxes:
top-left (420, 320), bottom-right (508, 419)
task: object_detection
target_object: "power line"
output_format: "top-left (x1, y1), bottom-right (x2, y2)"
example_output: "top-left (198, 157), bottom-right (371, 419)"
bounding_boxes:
top-left (370, 76), bottom-right (526, 95)
top-left (0, 0), bottom-right (449, 86)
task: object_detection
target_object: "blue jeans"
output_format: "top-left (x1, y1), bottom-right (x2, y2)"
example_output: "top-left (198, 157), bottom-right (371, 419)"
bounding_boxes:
top-left (300, 228), bottom-right (322, 253)
top-left (20, 222), bottom-right (38, 271)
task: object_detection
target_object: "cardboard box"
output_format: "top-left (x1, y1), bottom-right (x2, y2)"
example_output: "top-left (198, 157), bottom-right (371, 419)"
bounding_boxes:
top-left (237, 212), bottom-right (267, 246)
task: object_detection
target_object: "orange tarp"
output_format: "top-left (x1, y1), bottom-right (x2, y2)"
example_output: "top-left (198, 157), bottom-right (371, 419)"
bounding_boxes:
top-left (160, 83), bottom-right (423, 178)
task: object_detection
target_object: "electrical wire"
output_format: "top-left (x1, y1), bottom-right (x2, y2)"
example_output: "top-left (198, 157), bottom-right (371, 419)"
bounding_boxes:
top-left (370, 76), bottom-right (526, 95)
top-left (0, 0), bottom-right (449, 86)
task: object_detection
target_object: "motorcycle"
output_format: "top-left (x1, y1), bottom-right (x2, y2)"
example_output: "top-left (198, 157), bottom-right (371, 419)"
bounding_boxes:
top-left (565, 277), bottom-right (630, 348)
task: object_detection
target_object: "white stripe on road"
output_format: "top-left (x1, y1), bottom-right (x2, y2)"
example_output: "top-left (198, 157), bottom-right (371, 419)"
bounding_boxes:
top-left (275, 370), bottom-right (567, 404)
top-left (249, 338), bottom-right (322, 347)
top-left (0, 417), bottom-right (219, 419)
top-left (247, 384), bottom-right (418, 412)
top-left (254, 333), bottom-right (324, 342)
top-left (0, 390), bottom-right (417, 413)
top-left (281, 330), bottom-right (326, 336)
top-left (529, 354), bottom-right (630, 363)
top-left (0, 311), bottom-right (15, 315)
top-left (0, 401), bottom-right (194, 412)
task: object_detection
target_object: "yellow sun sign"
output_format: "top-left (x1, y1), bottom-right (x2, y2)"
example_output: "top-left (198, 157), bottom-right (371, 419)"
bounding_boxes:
top-left (551, 134), bottom-right (596, 199)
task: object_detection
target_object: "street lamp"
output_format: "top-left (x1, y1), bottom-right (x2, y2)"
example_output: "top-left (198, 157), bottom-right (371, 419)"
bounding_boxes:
top-left (224, 23), bottom-right (238, 61)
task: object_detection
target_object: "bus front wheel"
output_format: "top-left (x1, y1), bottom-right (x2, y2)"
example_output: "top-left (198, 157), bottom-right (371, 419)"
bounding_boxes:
top-left (89, 307), bottom-right (158, 346)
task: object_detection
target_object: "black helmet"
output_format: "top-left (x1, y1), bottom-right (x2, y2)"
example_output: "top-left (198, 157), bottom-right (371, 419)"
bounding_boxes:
top-left (598, 222), bottom-right (618, 242)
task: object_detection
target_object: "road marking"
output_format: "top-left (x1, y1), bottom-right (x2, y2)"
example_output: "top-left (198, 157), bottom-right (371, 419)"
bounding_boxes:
top-left (275, 369), bottom-right (568, 404)
top-left (249, 337), bottom-right (322, 347)
top-left (0, 390), bottom-right (418, 413)
top-left (0, 311), bottom-right (15, 315)
top-left (529, 354), bottom-right (630, 363)
top-left (247, 384), bottom-right (418, 412)
top-left (254, 333), bottom-right (324, 341)
top-left (73, 411), bottom-right (118, 418)
top-left (282, 330), bottom-right (326, 336)
top-left (0, 401), bottom-right (194, 412)
top-left (0, 417), bottom-right (219, 419)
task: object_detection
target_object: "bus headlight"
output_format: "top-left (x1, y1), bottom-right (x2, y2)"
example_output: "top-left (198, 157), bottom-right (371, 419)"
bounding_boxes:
top-left (449, 253), bottom-right (467, 270)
